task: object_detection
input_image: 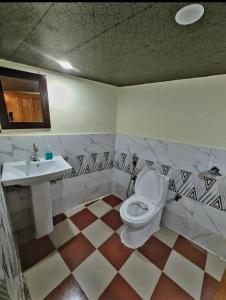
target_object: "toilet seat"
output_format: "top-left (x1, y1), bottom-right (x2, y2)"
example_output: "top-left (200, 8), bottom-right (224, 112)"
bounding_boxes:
top-left (120, 194), bottom-right (156, 224)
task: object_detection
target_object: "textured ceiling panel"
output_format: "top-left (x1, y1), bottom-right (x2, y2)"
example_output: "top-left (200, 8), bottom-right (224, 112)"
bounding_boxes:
top-left (1, 2), bottom-right (226, 86)
top-left (0, 2), bottom-right (52, 58)
top-left (9, 2), bottom-right (151, 68)
top-left (56, 2), bottom-right (226, 85)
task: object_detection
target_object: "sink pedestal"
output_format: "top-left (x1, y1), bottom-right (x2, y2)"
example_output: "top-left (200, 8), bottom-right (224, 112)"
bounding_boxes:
top-left (31, 182), bottom-right (53, 238)
top-left (1, 156), bottom-right (72, 238)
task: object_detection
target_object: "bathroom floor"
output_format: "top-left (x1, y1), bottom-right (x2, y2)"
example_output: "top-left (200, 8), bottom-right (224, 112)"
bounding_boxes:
top-left (19, 195), bottom-right (226, 300)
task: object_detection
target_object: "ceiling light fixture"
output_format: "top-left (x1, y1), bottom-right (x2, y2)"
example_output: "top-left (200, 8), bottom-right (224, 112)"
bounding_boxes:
top-left (58, 60), bottom-right (73, 69)
top-left (175, 4), bottom-right (204, 25)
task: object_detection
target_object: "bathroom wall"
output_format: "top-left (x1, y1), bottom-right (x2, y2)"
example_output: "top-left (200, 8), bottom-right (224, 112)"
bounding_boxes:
top-left (1, 59), bottom-right (226, 260)
top-left (115, 76), bottom-right (226, 260)
top-left (0, 59), bottom-right (118, 135)
top-left (0, 59), bottom-right (118, 234)
top-left (112, 133), bottom-right (226, 259)
top-left (116, 75), bottom-right (226, 149)
top-left (1, 134), bottom-right (115, 232)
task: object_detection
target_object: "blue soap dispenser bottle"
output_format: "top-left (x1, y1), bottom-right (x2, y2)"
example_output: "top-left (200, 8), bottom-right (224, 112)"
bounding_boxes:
top-left (45, 145), bottom-right (53, 160)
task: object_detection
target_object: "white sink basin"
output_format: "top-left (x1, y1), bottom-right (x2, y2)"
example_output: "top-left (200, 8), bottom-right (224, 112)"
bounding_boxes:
top-left (1, 155), bottom-right (72, 239)
top-left (1, 156), bottom-right (72, 186)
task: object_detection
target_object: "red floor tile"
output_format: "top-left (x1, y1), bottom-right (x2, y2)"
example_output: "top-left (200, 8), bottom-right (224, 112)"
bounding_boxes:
top-left (200, 273), bottom-right (219, 300)
top-left (151, 273), bottom-right (193, 300)
top-left (99, 233), bottom-right (133, 270)
top-left (70, 208), bottom-right (98, 230)
top-left (100, 209), bottom-right (123, 231)
top-left (138, 236), bottom-right (172, 270)
top-left (99, 274), bottom-right (142, 300)
top-left (44, 274), bottom-right (88, 300)
top-left (19, 236), bottom-right (55, 271)
top-left (59, 233), bottom-right (95, 271)
top-left (174, 235), bottom-right (207, 269)
top-left (102, 195), bottom-right (122, 207)
top-left (53, 213), bottom-right (67, 226)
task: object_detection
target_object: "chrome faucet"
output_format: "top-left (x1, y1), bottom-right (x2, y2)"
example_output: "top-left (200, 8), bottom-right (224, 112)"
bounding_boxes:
top-left (31, 143), bottom-right (40, 161)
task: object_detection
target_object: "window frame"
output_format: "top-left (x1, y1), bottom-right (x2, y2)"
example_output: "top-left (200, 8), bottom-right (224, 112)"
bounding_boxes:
top-left (0, 67), bottom-right (51, 129)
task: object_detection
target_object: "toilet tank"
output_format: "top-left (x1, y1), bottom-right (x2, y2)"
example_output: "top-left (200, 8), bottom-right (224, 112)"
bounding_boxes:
top-left (135, 167), bottom-right (169, 205)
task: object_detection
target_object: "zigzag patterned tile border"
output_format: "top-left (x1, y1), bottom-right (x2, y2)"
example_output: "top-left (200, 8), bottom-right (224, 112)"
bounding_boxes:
top-left (114, 152), bottom-right (226, 212)
top-left (5, 149), bottom-right (226, 212)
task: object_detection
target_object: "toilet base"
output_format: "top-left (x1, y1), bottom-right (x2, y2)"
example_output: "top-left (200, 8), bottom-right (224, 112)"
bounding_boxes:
top-left (120, 225), bottom-right (160, 249)
top-left (120, 208), bottom-right (162, 249)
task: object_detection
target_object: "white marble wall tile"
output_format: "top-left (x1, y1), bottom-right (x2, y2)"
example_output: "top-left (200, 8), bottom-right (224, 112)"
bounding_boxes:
top-left (165, 195), bottom-right (196, 220)
top-left (193, 232), bottom-right (226, 261)
top-left (116, 134), bottom-right (226, 174)
top-left (193, 204), bottom-right (226, 239)
top-left (112, 183), bottom-right (127, 201)
top-left (162, 210), bottom-right (194, 240)
top-left (162, 209), bottom-right (226, 261)
top-left (112, 168), bottom-right (131, 188)
top-left (0, 134), bottom-right (115, 164)
top-left (52, 182), bottom-right (112, 215)
top-left (59, 169), bottom-right (113, 199)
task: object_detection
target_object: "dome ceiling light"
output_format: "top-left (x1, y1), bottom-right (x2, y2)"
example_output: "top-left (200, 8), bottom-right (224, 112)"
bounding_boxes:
top-left (175, 4), bottom-right (204, 25)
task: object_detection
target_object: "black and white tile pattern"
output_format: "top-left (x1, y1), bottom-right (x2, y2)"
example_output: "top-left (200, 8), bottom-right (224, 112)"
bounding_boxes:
top-left (114, 152), bottom-right (225, 211)
top-left (114, 133), bottom-right (226, 212)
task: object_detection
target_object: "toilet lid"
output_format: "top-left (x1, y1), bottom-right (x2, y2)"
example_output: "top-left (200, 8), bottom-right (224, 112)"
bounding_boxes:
top-left (135, 168), bottom-right (162, 205)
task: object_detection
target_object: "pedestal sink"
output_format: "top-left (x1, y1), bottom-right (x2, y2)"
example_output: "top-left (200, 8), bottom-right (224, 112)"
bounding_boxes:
top-left (1, 156), bottom-right (72, 238)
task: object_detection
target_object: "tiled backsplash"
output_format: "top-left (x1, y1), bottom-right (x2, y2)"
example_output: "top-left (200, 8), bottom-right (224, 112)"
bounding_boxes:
top-left (2, 133), bottom-right (226, 212)
top-left (0, 134), bottom-right (115, 163)
top-left (114, 134), bottom-right (226, 212)
top-left (0, 134), bottom-right (115, 232)
top-left (114, 151), bottom-right (226, 211)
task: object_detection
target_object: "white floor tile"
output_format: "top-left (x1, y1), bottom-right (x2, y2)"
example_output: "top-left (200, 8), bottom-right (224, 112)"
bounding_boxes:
top-left (87, 199), bottom-right (112, 217)
top-left (73, 250), bottom-right (117, 299)
top-left (65, 205), bottom-right (85, 217)
top-left (153, 226), bottom-right (179, 248)
top-left (49, 219), bottom-right (80, 248)
top-left (119, 251), bottom-right (161, 300)
top-left (114, 203), bottom-right (122, 212)
top-left (205, 252), bottom-right (226, 281)
top-left (116, 225), bottom-right (124, 235)
top-left (164, 250), bottom-right (204, 299)
top-left (24, 251), bottom-right (70, 300)
top-left (82, 219), bottom-right (113, 247)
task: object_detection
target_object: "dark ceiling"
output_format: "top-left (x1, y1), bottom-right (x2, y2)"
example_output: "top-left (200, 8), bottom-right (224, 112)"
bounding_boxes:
top-left (0, 2), bottom-right (226, 86)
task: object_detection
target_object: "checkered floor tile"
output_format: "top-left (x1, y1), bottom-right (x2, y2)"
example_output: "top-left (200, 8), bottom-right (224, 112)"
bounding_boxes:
top-left (20, 195), bottom-right (226, 300)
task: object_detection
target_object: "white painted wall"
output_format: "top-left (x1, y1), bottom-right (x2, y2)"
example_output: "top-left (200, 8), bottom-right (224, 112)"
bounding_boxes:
top-left (0, 59), bottom-right (118, 135)
top-left (1, 59), bottom-right (226, 150)
top-left (116, 75), bottom-right (226, 149)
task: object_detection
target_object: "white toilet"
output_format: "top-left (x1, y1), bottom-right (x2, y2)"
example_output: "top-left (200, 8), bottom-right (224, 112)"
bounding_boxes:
top-left (120, 167), bottom-right (169, 249)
